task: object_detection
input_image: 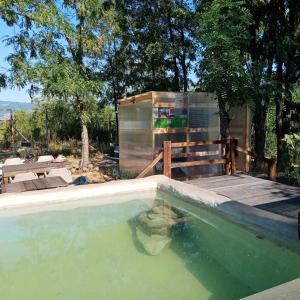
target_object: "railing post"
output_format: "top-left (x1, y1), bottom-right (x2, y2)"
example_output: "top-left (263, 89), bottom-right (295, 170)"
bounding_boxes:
top-left (163, 141), bottom-right (172, 178)
top-left (268, 159), bottom-right (276, 181)
top-left (230, 137), bottom-right (236, 175)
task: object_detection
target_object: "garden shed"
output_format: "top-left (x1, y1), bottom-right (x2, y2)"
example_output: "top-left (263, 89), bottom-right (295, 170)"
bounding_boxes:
top-left (119, 91), bottom-right (218, 176)
top-left (118, 91), bottom-right (249, 177)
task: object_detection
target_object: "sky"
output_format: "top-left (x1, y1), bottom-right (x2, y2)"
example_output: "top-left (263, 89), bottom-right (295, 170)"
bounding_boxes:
top-left (0, 19), bottom-right (31, 103)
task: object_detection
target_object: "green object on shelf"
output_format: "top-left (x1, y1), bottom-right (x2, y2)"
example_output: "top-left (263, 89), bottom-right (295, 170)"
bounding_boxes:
top-left (154, 118), bottom-right (169, 128)
top-left (154, 116), bottom-right (187, 128)
top-left (171, 117), bottom-right (187, 128)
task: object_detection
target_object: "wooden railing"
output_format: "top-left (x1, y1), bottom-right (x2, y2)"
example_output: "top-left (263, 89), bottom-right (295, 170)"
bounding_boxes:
top-left (163, 139), bottom-right (232, 178)
top-left (234, 144), bottom-right (276, 181)
top-left (137, 137), bottom-right (276, 181)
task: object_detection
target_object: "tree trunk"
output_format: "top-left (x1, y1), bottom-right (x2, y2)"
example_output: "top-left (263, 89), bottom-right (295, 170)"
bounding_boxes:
top-left (275, 100), bottom-right (287, 170)
top-left (111, 71), bottom-right (119, 144)
top-left (180, 28), bottom-right (188, 92)
top-left (80, 115), bottom-right (89, 170)
top-left (275, 60), bottom-right (288, 170)
top-left (167, 14), bottom-right (180, 91)
top-left (253, 102), bottom-right (267, 157)
top-left (218, 98), bottom-right (230, 138)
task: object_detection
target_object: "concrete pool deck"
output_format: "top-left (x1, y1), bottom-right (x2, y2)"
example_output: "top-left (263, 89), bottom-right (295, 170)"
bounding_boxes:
top-left (0, 174), bottom-right (299, 299)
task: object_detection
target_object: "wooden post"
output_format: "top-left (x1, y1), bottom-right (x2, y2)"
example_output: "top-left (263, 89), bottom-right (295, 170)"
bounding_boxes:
top-left (2, 176), bottom-right (8, 193)
top-left (163, 141), bottom-right (172, 178)
top-left (230, 138), bottom-right (236, 175)
top-left (268, 159), bottom-right (276, 181)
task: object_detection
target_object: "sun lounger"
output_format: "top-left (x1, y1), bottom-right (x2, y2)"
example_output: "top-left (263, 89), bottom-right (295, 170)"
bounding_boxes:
top-left (46, 168), bottom-right (72, 183)
top-left (4, 157), bottom-right (24, 165)
top-left (37, 155), bottom-right (55, 163)
top-left (11, 172), bottom-right (38, 183)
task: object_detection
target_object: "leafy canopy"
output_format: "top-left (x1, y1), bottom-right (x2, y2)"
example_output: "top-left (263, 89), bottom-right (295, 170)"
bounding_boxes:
top-left (1, 0), bottom-right (107, 121)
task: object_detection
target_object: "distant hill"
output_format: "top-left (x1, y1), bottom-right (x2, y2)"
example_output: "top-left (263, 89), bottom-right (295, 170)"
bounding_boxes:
top-left (0, 101), bottom-right (34, 119)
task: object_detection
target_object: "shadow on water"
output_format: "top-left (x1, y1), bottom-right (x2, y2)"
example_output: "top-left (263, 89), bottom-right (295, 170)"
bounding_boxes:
top-left (127, 218), bottom-right (150, 256)
top-left (169, 221), bottom-right (254, 300)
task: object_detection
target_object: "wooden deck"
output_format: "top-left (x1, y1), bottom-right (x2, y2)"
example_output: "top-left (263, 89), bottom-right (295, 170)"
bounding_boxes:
top-left (2, 177), bottom-right (68, 193)
top-left (187, 174), bottom-right (300, 219)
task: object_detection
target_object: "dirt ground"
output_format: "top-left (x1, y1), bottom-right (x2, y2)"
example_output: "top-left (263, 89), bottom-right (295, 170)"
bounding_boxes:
top-left (67, 154), bottom-right (116, 184)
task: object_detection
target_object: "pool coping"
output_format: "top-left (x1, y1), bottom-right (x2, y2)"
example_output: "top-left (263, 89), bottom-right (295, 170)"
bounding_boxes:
top-left (0, 175), bottom-right (299, 298)
top-left (0, 175), bottom-right (298, 250)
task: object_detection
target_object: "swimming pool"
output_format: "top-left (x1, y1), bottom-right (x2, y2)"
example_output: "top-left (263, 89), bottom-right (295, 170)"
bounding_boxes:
top-left (0, 180), bottom-right (299, 300)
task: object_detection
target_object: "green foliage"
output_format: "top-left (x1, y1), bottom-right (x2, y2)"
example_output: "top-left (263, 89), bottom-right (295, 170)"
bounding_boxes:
top-left (105, 166), bottom-right (137, 180)
top-left (283, 133), bottom-right (300, 184)
top-left (47, 140), bottom-right (75, 157)
top-left (101, 0), bottom-right (197, 106)
top-left (265, 105), bottom-right (277, 158)
top-left (1, 103), bottom-right (116, 148)
top-left (197, 0), bottom-right (252, 105)
top-left (2, 0), bottom-right (105, 112)
top-left (1, 0), bottom-right (110, 167)
top-left (0, 74), bottom-right (6, 89)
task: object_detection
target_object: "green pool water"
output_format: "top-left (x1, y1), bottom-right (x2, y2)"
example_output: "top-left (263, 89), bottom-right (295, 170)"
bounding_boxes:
top-left (0, 193), bottom-right (300, 300)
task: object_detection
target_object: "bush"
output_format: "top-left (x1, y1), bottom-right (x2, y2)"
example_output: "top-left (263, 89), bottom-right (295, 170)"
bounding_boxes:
top-left (283, 133), bottom-right (300, 184)
top-left (105, 166), bottom-right (137, 180)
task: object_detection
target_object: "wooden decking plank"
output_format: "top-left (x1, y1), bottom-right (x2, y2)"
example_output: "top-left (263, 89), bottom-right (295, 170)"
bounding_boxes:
top-left (187, 175), bottom-right (300, 219)
top-left (192, 177), bottom-right (264, 189)
top-left (33, 178), bottom-right (47, 190)
top-left (211, 182), bottom-right (300, 200)
top-left (44, 177), bottom-right (68, 188)
top-left (3, 182), bottom-right (26, 193)
top-left (23, 180), bottom-right (37, 191)
top-left (187, 175), bottom-right (239, 184)
top-left (3, 177), bottom-right (68, 193)
top-left (187, 174), bottom-right (262, 186)
top-left (214, 188), bottom-right (299, 202)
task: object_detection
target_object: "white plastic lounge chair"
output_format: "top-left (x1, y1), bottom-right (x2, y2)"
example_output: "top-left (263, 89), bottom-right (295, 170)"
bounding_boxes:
top-left (37, 155), bottom-right (54, 163)
top-left (4, 157), bottom-right (24, 165)
top-left (46, 168), bottom-right (72, 183)
top-left (11, 172), bottom-right (38, 183)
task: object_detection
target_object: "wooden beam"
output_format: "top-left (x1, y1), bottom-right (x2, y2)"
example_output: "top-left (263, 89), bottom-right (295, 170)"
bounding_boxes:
top-left (163, 141), bottom-right (172, 178)
top-left (234, 144), bottom-right (277, 181)
top-left (172, 159), bottom-right (227, 169)
top-left (2, 161), bottom-right (72, 178)
top-left (234, 145), bottom-right (274, 163)
top-left (172, 150), bottom-right (220, 159)
top-left (153, 102), bottom-right (188, 108)
top-left (118, 92), bottom-right (153, 105)
top-left (137, 152), bottom-right (163, 178)
top-left (171, 139), bottom-right (228, 148)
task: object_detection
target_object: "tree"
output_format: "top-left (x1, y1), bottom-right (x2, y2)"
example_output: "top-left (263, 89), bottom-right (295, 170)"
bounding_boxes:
top-left (269, 0), bottom-right (300, 169)
top-left (196, 0), bottom-right (252, 137)
top-left (101, 0), bottom-right (197, 100)
top-left (0, 0), bottom-right (106, 169)
top-left (0, 74), bottom-right (6, 89)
